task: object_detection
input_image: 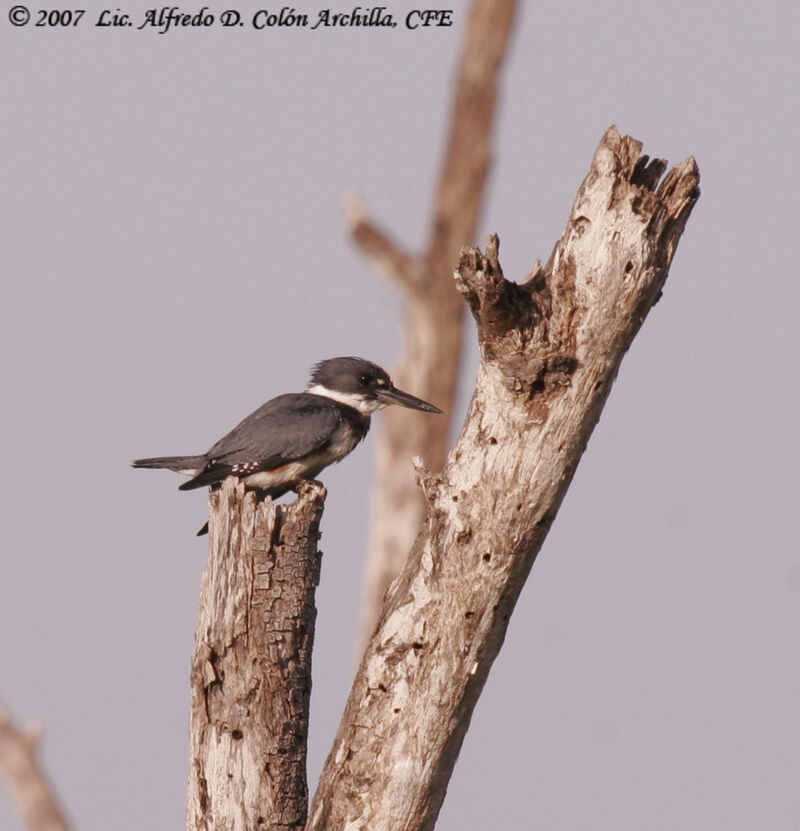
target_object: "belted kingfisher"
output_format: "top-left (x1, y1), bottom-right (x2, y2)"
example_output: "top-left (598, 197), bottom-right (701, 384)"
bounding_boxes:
top-left (133, 357), bottom-right (441, 532)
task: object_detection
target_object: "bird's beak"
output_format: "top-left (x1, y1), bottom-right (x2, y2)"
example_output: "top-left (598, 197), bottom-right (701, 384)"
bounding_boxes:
top-left (377, 385), bottom-right (442, 413)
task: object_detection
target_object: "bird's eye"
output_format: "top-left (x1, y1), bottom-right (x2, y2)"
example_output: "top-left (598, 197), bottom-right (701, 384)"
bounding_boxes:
top-left (359, 374), bottom-right (370, 385)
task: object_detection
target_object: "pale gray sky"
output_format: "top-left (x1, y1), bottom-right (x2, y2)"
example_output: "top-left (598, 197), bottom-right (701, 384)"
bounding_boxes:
top-left (2, 2), bottom-right (798, 829)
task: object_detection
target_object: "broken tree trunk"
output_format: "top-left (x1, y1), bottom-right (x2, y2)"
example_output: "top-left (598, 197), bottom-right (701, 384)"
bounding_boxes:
top-left (307, 126), bottom-right (700, 831)
top-left (186, 479), bottom-right (326, 831)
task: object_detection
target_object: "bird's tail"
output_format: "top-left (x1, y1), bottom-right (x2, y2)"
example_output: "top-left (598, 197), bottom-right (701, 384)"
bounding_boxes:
top-left (131, 455), bottom-right (204, 475)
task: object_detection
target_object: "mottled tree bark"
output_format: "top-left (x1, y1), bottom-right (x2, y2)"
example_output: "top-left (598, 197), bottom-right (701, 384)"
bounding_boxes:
top-left (352, 0), bottom-right (518, 642)
top-left (0, 704), bottom-right (71, 831)
top-left (308, 127), bottom-right (700, 831)
top-left (186, 479), bottom-right (325, 831)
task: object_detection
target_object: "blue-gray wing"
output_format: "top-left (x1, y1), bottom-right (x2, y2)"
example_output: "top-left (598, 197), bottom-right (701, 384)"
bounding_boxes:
top-left (179, 393), bottom-right (341, 490)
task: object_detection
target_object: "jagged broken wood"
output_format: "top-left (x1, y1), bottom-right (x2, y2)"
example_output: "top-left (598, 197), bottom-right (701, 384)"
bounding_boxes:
top-left (307, 126), bottom-right (700, 830)
top-left (186, 479), bottom-right (325, 831)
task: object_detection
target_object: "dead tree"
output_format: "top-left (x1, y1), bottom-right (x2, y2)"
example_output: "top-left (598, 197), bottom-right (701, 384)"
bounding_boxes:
top-left (1, 128), bottom-right (699, 831)
top-left (184, 126), bottom-right (699, 831)
top-left (351, 0), bottom-right (518, 640)
top-left (308, 127), bottom-right (700, 830)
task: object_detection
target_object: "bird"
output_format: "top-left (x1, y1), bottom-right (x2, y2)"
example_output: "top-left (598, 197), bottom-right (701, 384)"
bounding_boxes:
top-left (133, 356), bottom-right (442, 533)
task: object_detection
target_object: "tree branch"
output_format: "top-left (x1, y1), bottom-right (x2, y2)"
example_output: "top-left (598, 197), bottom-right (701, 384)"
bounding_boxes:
top-left (0, 703), bottom-right (71, 831)
top-left (308, 126), bottom-right (700, 830)
top-left (345, 193), bottom-right (421, 292)
top-left (357, 0), bottom-right (518, 643)
top-left (186, 479), bottom-right (326, 831)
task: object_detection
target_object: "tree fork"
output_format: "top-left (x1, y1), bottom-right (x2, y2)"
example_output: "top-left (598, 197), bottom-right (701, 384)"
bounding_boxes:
top-left (186, 478), bottom-right (326, 831)
top-left (307, 127), bottom-right (700, 831)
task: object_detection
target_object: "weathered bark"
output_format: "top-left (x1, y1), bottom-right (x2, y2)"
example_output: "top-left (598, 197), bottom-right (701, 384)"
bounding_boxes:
top-left (0, 703), bottom-right (71, 831)
top-left (186, 479), bottom-right (325, 831)
top-left (308, 127), bottom-right (700, 831)
top-left (353, 0), bottom-right (518, 641)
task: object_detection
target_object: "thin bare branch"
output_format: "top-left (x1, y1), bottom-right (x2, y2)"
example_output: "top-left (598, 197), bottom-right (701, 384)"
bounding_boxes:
top-left (357, 0), bottom-right (518, 644)
top-left (425, 0), bottom-right (517, 266)
top-left (345, 192), bottom-right (422, 292)
top-left (0, 703), bottom-right (71, 831)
